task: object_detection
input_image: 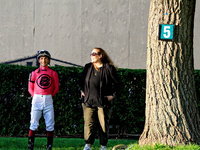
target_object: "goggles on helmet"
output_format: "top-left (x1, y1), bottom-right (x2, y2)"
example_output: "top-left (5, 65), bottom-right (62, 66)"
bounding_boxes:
top-left (37, 50), bottom-right (51, 60)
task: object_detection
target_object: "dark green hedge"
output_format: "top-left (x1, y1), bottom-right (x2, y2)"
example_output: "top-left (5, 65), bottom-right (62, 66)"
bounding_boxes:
top-left (0, 64), bottom-right (145, 136)
top-left (194, 70), bottom-right (200, 108)
top-left (1, 64), bottom-right (199, 136)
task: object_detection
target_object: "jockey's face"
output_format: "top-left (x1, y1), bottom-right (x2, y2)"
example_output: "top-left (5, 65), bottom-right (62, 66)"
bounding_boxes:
top-left (39, 56), bottom-right (50, 67)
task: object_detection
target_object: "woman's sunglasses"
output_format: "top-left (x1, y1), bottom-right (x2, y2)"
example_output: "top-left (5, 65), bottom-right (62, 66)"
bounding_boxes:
top-left (90, 52), bottom-right (100, 56)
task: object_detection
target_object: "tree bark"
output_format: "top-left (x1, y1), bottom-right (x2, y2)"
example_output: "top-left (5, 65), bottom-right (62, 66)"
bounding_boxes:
top-left (139, 0), bottom-right (200, 146)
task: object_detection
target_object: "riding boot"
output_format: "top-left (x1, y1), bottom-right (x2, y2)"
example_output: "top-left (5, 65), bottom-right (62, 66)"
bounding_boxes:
top-left (47, 136), bottom-right (53, 150)
top-left (28, 136), bottom-right (35, 150)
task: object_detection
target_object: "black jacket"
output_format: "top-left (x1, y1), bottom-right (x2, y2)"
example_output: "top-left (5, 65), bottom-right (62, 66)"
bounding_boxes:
top-left (79, 63), bottom-right (120, 107)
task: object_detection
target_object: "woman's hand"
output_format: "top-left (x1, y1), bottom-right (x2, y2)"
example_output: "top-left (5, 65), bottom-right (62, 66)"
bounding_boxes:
top-left (81, 91), bottom-right (85, 98)
top-left (105, 95), bottom-right (114, 101)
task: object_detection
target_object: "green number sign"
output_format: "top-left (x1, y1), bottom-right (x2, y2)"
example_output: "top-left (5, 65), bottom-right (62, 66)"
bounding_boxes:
top-left (159, 24), bottom-right (175, 41)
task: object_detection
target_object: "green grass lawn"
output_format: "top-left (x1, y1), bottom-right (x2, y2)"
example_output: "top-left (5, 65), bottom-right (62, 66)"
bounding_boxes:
top-left (0, 137), bottom-right (200, 150)
top-left (0, 137), bottom-right (135, 150)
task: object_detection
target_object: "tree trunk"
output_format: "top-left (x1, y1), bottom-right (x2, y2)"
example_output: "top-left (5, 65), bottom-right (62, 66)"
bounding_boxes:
top-left (139, 0), bottom-right (200, 146)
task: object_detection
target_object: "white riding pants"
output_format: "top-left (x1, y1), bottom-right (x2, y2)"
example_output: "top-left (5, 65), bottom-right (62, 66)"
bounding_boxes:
top-left (29, 94), bottom-right (54, 131)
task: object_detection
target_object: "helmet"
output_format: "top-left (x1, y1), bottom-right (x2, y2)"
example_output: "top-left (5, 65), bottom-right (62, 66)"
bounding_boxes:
top-left (37, 50), bottom-right (51, 60)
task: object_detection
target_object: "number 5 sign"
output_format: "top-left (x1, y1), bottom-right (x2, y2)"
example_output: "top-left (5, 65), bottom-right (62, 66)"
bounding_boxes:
top-left (159, 24), bottom-right (175, 41)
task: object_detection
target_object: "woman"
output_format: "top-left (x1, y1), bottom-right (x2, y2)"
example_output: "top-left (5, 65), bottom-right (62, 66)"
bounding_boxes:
top-left (79, 47), bottom-right (120, 150)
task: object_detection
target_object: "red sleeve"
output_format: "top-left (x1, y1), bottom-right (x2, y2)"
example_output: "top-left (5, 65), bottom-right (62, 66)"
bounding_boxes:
top-left (28, 72), bottom-right (35, 97)
top-left (52, 71), bottom-right (59, 97)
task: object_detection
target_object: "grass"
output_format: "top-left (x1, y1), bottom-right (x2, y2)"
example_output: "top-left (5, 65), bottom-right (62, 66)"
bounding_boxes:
top-left (0, 137), bottom-right (200, 150)
top-left (0, 137), bottom-right (135, 150)
top-left (127, 143), bottom-right (200, 150)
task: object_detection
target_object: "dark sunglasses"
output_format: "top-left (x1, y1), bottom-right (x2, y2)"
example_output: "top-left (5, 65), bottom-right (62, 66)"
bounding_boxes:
top-left (90, 52), bottom-right (100, 56)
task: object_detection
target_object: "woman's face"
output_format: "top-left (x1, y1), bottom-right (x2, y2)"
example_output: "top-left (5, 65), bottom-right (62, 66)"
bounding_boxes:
top-left (91, 49), bottom-right (102, 63)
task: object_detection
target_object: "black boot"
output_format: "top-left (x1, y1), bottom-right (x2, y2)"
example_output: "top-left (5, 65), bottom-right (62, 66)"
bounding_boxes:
top-left (28, 136), bottom-right (35, 150)
top-left (47, 136), bottom-right (53, 150)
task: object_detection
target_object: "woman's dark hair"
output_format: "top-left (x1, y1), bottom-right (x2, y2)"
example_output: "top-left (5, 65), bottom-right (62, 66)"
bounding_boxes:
top-left (92, 47), bottom-right (117, 71)
top-left (94, 47), bottom-right (114, 65)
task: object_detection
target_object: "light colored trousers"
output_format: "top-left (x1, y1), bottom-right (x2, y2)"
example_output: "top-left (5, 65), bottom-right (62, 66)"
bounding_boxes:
top-left (30, 94), bottom-right (54, 131)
